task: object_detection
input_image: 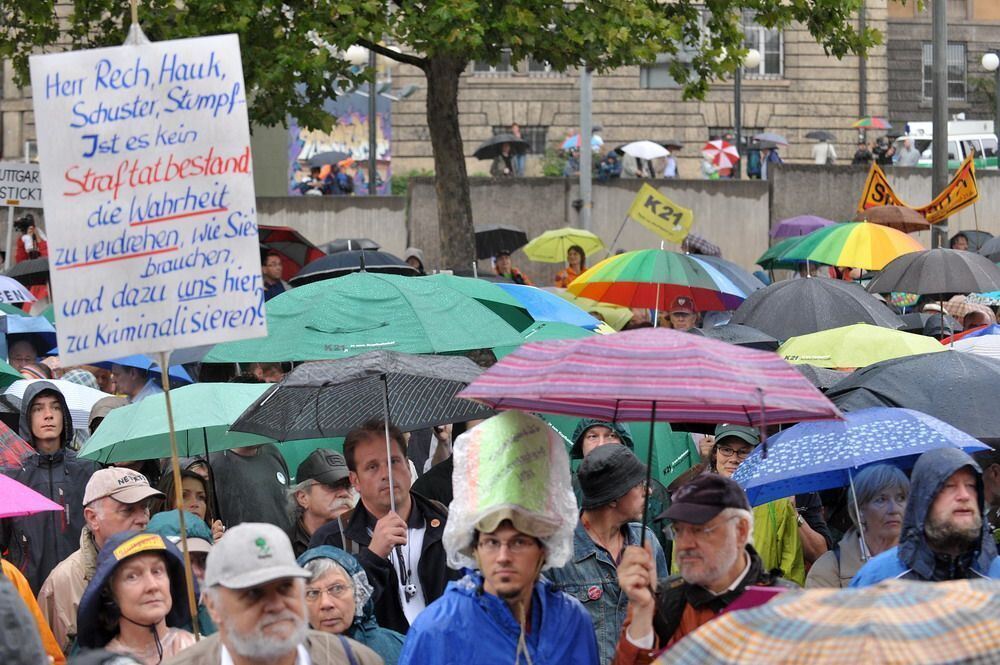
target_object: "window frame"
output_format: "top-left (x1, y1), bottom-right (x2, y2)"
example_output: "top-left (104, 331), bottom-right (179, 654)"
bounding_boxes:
top-left (921, 42), bottom-right (967, 101)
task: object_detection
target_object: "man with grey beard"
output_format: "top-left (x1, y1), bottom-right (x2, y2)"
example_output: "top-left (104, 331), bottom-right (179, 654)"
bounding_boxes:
top-left (165, 523), bottom-right (381, 665)
top-left (852, 448), bottom-right (1000, 586)
top-left (613, 474), bottom-right (793, 663)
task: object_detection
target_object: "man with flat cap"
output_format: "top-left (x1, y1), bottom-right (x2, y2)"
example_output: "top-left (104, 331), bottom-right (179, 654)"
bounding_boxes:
top-left (288, 450), bottom-right (356, 556)
top-left (612, 474), bottom-right (794, 664)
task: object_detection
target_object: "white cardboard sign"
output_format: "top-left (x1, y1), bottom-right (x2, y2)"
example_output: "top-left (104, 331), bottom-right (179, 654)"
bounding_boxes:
top-left (29, 34), bottom-right (266, 364)
top-left (0, 163), bottom-right (42, 208)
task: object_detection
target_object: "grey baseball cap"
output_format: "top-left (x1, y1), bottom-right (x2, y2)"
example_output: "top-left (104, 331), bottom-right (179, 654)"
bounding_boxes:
top-left (204, 522), bottom-right (310, 589)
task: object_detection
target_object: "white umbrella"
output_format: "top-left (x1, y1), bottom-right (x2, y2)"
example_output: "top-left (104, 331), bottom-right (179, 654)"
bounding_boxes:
top-left (3, 379), bottom-right (111, 430)
top-left (951, 335), bottom-right (1000, 360)
top-left (620, 140), bottom-right (670, 161)
top-left (0, 276), bottom-right (35, 303)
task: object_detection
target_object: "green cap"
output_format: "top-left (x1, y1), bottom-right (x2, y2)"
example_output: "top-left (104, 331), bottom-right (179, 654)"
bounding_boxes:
top-left (714, 423), bottom-right (760, 447)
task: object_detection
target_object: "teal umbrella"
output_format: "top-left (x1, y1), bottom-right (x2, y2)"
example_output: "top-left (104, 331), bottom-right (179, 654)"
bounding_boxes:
top-left (204, 272), bottom-right (527, 363)
top-left (420, 273), bottom-right (534, 331)
top-left (492, 321), bottom-right (597, 360)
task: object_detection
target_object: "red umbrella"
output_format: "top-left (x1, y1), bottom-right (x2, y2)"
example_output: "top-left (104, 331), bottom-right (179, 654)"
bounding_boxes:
top-left (258, 226), bottom-right (325, 282)
top-left (702, 139), bottom-right (740, 169)
top-left (0, 419), bottom-right (36, 470)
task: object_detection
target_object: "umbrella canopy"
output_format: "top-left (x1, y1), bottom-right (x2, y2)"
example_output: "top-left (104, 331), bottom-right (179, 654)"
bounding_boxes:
top-left (866, 249), bottom-right (1000, 296)
top-left (0, 358), bottom-right (23, 392)
top-left (321, 238), bottom-right (380, 254)
top-left (730, 277), bottom-right (904, 340)
top-left (258, 226), bottom-right (325, 282)
top-left (951, 334), bottom-right (1000, 360)
top-left (419, 273), bottom-right (534, 331)
top-left (5, 257), bottom-right (49, 287)
top-left (459, 327), bottom-right (842, 426)
top-left (0, 418), bottom-right (35, 469)
top-left (230, 352), bottom-right (494, 441)
top-left (753, 132), bottom-right (788, 145)
top-left (3, 312), bottom-right (57, 352)
top-left (307, 151), bottom-right (351, 167)
top-left (698, 324), bottom-right (778, 351)
top-left (852, 116), bottom-right (892, 130)
top-left (491, 321), bottom-right (598, 360)
top-left (495, 284), bottom-right (600, 330)
top-left (78, 383), bottom-right (273, 463)
top-left (475, 224), bottom-right (528, 260)
top-left (756, 236), bottom-right (807, 271)
top-left (701, 140), bottom-right (740, 168)
top-left (826, 351), bottom-right (1000, 443)
top-left (95, 355), bottom-right (193, 384)
top-left (795, 364), bottom-right (850, 391)
top-left (203, 272), bottom-right (527, 363)
top-left (553, 290), bottom-right (633, 331)
top-left (805, 130), bottom-right (836, 142)
top-left (781, 222), bottom-right (925, 271)
top-left (955, 230), bottom-right (992, 253)
top-left (898, 311), bottom-right (960, 334)
top-left (620, 140), bottom-right (669, 161)
top-left (660, 139), bottom-right (684, 150)
top-left (681, 233), bottom-right (722, 257)
top-left (770, 215), bottom-right (835, 239)
top-left (0, 473), bottom-right (63, 518)
top-left (473, 134), bottom-right (530, 160)
top-left (662, 578), bottom-right (1000, 665)
top-left (522, 228), bottom-right (605, 264)
top-left (0, 276), bottom-right (35, 304)
top-left (289, 250), bottom-right (418, 286)
top-left (567, 249), bottom-right (742, 313)
top-left (3, 379), bottom-right (110, 429)
top-left (687, 255), bottom-right (767, 298)
top-left (777, 323), bottom-right (945, 369)
top-left (853, 206), bottom-right (930, 234)
top-left (733, 407), bottom-right (988, 506)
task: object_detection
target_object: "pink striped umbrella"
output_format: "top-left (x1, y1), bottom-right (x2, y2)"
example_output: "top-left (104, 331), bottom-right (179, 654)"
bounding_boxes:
top-left (0, 473), bottom-right (62, 518)
top-left (460, 327), bottom-right (842, 426)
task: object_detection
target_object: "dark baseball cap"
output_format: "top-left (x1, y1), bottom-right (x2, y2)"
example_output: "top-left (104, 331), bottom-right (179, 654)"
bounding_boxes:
top-left (295, 449), bottom-right (350, 486)
top-left (714, 424), bottom-right (760, 448)
top-left (660, 474), bottom-right (750, 525)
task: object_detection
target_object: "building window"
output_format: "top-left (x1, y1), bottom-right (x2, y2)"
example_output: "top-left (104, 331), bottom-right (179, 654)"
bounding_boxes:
top-left (473, 49), bottom-right (513, 75)
top-left (708, 127), bottom-right (765, 148)
top-left (922, 42), bottom-right (967, 101)
top-left (493, 125), bottom-right (547, 155)
top-left (742, 11), bottom-right (783, 78)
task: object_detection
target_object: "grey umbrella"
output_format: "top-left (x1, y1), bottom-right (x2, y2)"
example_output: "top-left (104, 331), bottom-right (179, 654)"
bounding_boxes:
top-left (753, 132), bottom-right (789, 145)
top-left (805, 130), bottom-right (836, 142)
top-left (826, 351), bottom-right (1000, 444)
top-left (730, 277), bottom-right (903, 341)
top-left (898, 311), bottom-right (960, 334)
top-left (795, 364), bottom-right (850, 391)
top-left (866, 249), bottom-right (1000, 296)
top-left (977, 235), bottom-right (1000, 263)
top-left (308, 151), bottom-right (351, 167)
top-left (955, 230), bottom-right (992, 253)
top-left (700, 324), bottom-right (779, 351)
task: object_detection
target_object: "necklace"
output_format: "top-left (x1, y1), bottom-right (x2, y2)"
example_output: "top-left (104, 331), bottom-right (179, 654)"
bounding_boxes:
top-left (582, 516), bottom-right (625, 565)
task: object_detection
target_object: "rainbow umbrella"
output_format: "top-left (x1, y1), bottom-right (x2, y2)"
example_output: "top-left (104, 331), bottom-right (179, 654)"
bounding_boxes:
top-left (757, 236), bottom-right (808, 271)
top-left (781, 222), bottom-right (924, 271)
top-left (852, 116), bottom-right (892, 130)
top-left (567, 249), bottom-right (739, 312)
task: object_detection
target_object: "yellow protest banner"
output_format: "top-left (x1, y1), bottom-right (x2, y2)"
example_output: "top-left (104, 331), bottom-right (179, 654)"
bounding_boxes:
top-left (627, 184), bottom-right (694, 243)
top-left (856, 153), bottom-right (978, 224)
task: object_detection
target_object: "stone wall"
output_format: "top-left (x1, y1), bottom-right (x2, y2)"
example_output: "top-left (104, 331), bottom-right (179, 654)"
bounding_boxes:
top-left (256, 196), bottom-right (408, 256)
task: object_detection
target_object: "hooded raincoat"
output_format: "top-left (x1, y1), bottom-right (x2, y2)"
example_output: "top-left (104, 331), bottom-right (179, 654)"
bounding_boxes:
top-left (398, 570), bottom-right (599, 665)
top-left (0, 382), bottom-right (96, 592)
top-left (297, 546), bottom-right (406, 665)
top-left (851, 448), bottom-right (1000, 586)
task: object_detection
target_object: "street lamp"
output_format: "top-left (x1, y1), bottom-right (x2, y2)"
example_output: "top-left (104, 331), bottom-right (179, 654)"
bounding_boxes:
top-left (346, 46), bottom-right (379, 195)
top-left (733, 48), bottom-right (761, 180)
top-left (982, 52), bottom-right (1000, 152)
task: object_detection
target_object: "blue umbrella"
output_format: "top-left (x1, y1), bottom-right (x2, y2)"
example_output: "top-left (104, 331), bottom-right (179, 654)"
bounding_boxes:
top-left (688, 255), bottom-right (767, 300)
top-left (95, 354), bottom-right (193, 384)
top-left (495, 284), bottom-right (600, 330)
top-left (3, 313), bottom-right (57, 350)
top-left (732, 407), bottom-right (989, 506)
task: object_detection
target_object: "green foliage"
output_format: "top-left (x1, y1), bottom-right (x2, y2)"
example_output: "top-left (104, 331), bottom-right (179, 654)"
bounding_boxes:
top-left (541, 147), bottom-right (567, 177)
top-left (390, 168), bottom-right (434, 196)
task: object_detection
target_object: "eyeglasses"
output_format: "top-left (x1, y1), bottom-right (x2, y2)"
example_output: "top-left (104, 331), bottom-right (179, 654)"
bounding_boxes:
top-left (476, 536), bottom-right (539, 554)
top-left (665, 516), bottom-right (738, 541)
top-left (716, 445), bottom-right (752, 460)
top-left (304, 583), bottom-right (351, 602)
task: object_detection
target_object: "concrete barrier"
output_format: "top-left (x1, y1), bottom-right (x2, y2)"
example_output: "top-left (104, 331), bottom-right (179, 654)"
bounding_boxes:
top-left (255, 196), bottom-right (408, 256)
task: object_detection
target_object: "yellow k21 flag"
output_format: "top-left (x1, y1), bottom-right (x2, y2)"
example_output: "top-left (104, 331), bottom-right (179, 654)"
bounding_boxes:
top-left (626, 183), bottom-right (694, 243)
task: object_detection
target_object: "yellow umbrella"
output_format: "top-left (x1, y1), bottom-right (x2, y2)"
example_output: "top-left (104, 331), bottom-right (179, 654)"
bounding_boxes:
top-left (781, 222), bottom-right (924, 271)
top-left (522, 227), bottom-right (605, 263)
top-left (778, 323), bottom-right (945, 369)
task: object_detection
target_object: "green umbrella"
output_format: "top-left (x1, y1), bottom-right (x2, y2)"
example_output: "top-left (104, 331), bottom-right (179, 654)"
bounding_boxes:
top-left (757, 235), bottom-right (807, 271)
top-left (0, 303), bottom-right (26, 317)
top-left (492, 321), bottom-right (597, 359)
top-left (39, 304), bottom-right (55, 324)
top-left (204, 272), bottom-right (528, 363)
top-left (421, 274), bottom-right (534, 331)
top-left (0, 358), bottom-right (21, 389)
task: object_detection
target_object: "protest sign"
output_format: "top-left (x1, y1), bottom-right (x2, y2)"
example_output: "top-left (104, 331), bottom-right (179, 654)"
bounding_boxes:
top-left (29, 34), bottom-right (266, 364)
top-left (857, 153), bottom-right (978, 223)
top-left (627, 183), bottom-right (694, 243)
top-left (0, 163), bottom-right (41, 208)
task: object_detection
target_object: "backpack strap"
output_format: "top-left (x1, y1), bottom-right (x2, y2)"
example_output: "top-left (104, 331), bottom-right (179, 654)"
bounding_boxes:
top-left (338, 635), bottom-right (360, 665)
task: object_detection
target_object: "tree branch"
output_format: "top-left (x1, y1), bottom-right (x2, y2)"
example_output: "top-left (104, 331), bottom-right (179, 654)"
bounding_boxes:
top-left (357, 38), bottom-right (427, 71)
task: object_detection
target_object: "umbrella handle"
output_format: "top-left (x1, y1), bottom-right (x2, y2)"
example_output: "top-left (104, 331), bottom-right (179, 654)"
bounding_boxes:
top-left (381, 374), bottom-right (396, 515)
top-left (639, 404), bottom-right (656, 548)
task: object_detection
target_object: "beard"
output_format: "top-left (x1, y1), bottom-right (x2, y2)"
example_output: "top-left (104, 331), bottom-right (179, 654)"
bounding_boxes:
top-left (925, 511), bottom-right (983, 553)
top-left (678, 532), bottom-right (742, 588)
top-left (221, 609), bottom-right (309, 660)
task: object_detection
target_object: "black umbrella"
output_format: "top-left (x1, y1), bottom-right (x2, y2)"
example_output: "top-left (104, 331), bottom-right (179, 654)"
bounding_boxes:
top-left (321, 238), bottom-right (380, 254)
top-left (866, 249), bottom-right (1000, 296)
top-left (308, 151), bottom-right (351, 168)
top-left (826, 351), bottom-right (1000, 443)
top-left (805, 130), bottom-right (836, 142)
top-left (473, 134), bottom-right (530, 160)
top-left (659, 139), bottom-right (684, 150)
top-left (730, 277), bottom-right (903, 341)
top-left (794, 364), bottom-right (850, 391)
top-left (700, 324), bottom-right (779, 351)
top-left (6, 257), bottom-right (49, 287)
top-left (898, 311), bottom-right (960, 333)
top-left (475, 224), bottom-right (528, 260)
top-left (977, 236), bottom-right (1000, 263)
top-left (289, 250), bottom-right (417, 286)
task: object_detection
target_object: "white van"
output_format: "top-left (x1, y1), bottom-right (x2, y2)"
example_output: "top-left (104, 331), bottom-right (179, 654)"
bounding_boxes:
top-left (894, 120), bottom-right (998, 169)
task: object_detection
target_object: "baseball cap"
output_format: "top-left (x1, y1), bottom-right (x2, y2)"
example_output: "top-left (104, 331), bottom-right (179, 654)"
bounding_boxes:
top-left (669, 296), bottom-right (696, 314)
top-left (83, 467), bottom-right (164, 506)
top-left (714, 424), bottom-right (760, 448)
top-left (204, 522), bottom-right (310, 589)
top-left (296, 449), bottom-right (350, 486)
top-left (660, 474), bottom-right (750, 525)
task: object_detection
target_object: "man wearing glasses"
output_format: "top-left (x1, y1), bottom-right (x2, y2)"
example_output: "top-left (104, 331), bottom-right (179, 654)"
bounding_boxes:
top-left (612, 474), bottom-right (794, 664)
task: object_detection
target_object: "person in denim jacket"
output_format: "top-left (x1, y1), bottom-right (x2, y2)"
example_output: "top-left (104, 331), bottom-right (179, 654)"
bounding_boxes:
top-left (547, 445), bottom-right (668, 664)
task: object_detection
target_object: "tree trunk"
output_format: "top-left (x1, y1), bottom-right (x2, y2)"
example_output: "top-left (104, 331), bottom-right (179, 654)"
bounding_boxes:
top-left (425, 55), bottom-right (475, 271)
